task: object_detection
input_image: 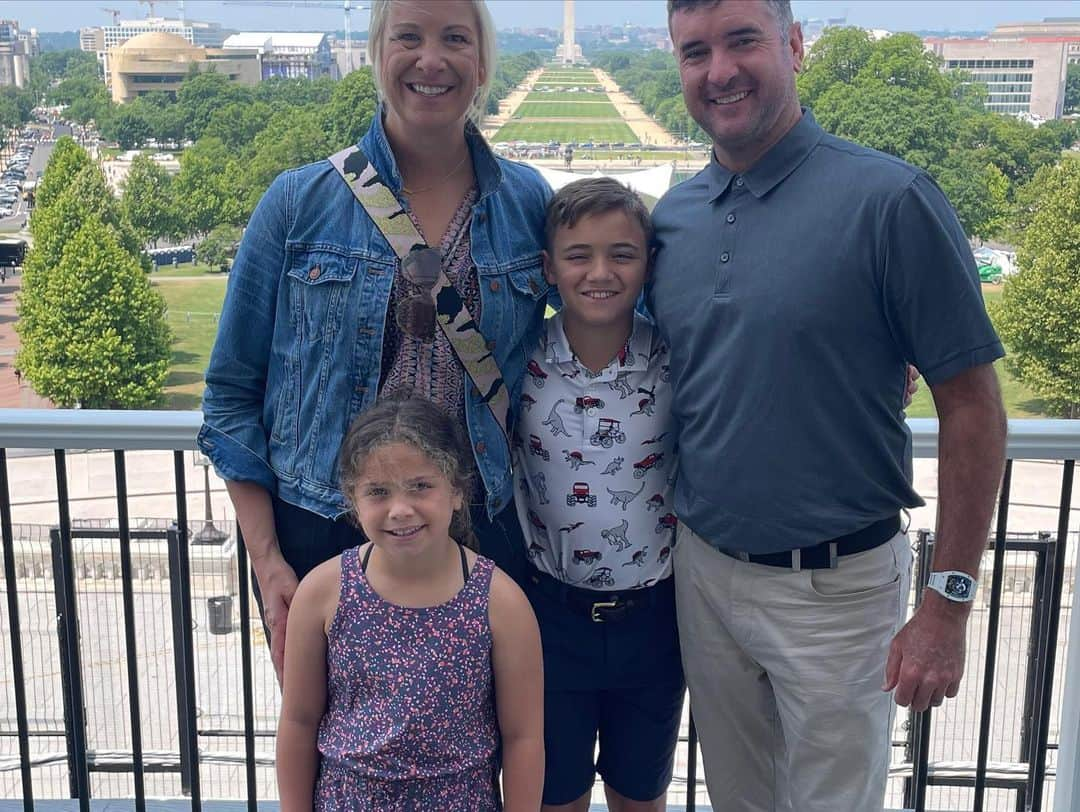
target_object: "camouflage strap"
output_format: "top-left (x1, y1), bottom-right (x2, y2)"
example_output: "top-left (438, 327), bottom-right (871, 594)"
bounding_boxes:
top-left (328, 144), bottom-right (510, 442)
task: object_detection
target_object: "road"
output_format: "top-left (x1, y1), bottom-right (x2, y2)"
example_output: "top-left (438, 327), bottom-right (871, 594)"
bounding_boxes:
top-left (0, 123), bottom-right (69, 234)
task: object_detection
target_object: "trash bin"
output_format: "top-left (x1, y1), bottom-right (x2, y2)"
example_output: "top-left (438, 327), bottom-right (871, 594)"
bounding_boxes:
top-left (207, 595), bottom-right (233, 635)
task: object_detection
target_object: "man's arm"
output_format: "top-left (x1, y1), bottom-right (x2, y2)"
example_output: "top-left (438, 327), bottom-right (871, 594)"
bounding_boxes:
top-left (884, 363), bottom-right (1006, 711)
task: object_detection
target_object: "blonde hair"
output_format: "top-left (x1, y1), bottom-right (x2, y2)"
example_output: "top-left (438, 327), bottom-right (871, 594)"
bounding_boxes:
top-left (367, 0), bottom-right (496, 126)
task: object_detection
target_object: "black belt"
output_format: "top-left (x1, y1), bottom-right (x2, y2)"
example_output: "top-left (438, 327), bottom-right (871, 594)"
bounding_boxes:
top-left (525, 565), bottom-right (673, 622)
top-left (716, 515), bottom-right (901, 570)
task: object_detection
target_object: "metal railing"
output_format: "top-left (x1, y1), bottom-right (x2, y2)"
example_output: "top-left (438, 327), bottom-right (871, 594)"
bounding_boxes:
top-left (0, 410), bottom-right (1076, 812)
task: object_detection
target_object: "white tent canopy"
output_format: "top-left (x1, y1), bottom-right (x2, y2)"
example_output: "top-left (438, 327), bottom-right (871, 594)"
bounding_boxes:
top-left (529, 162), bottom-right (676, 202)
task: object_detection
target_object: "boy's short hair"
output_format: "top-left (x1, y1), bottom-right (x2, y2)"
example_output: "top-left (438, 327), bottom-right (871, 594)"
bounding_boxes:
top-left (544, 177), bottom-right (653, 250)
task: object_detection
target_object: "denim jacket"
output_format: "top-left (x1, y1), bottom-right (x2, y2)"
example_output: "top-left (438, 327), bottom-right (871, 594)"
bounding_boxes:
top-left (198, 109), bottom-right (551, 520)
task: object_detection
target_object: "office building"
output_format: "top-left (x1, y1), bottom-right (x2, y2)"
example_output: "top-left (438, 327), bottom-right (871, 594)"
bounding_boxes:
top-left (109, 31), bottom-right (260, 104)
top-left (223, 32), bottom-right (335, 80)
top-left (0, 20), bottom-right (33, 88)
top-left (926, 36), bottom-right (1070, 119)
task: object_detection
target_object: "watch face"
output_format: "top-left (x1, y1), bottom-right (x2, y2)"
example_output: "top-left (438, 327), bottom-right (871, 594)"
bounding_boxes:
top-left (946, 574), bottom-right (972, 598)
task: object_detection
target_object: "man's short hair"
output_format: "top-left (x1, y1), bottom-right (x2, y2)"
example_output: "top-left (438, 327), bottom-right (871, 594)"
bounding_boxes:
top-left (667, 0), bottom-right (794, 36)
top-left (544, 177), bottom-right (653, 249)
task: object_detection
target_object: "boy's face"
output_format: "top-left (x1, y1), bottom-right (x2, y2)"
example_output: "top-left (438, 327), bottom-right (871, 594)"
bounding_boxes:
top-left (544, 209), bottom-right (649, 333)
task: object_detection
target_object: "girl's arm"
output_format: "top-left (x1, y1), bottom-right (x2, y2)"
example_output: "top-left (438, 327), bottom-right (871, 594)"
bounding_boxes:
top-left (276, 560), bottom-right (336, 812)
top-left (489, 569), bottom-right (544, 812)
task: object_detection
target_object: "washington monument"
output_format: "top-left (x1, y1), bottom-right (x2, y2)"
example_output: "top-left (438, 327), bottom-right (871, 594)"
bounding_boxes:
top-left (558, 0), bottom-right (580, 65)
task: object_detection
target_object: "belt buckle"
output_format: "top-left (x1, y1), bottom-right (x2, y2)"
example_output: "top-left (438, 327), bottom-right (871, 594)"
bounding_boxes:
top-left (591, 600), bottom-right (619, 622)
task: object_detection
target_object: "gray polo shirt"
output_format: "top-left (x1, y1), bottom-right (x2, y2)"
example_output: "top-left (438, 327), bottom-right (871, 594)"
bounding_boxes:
top-left (649, 110), bottom-right (1004, 555)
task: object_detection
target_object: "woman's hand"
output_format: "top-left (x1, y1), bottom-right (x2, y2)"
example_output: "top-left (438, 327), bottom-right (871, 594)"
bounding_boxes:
top-left (253, 550), bottom-right (300, 684)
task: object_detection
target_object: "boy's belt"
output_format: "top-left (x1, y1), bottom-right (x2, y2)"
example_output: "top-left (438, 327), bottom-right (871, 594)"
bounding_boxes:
top-left (716, 515), bottom-right (901, 570)
top-left (525, 565), bottom-right (673, 623)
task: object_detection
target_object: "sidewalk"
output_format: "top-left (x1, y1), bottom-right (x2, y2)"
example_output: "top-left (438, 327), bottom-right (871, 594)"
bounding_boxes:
top-left (0, 271), bottom-right (54, 409)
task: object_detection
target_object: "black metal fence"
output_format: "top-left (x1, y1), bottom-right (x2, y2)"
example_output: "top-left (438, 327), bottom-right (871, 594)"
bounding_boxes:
top-left (0, 444), bottom-right (1075, 812)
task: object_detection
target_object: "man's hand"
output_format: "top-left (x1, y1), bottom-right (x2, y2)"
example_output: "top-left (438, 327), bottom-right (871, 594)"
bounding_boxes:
top-left (904, 365), bottom-right (920, 407)
top-left (253, 551), bottom-right (299, 685)
top-left (883, 597), bottom-right (968, 711)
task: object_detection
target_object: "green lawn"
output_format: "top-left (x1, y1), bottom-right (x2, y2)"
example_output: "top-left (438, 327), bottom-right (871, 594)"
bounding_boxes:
top-left (904, 287), bottom-right (1048, 418)
top-left (525, 91), bottom-right (610, 102)
top-left (515, 101), bottom-right (621, 118)
top-left (154, 278), bottom-right (227, 410)
top-left (493, 120), bottom-right (638, 144)
top-left (533, 81), bottom-right (602, 87)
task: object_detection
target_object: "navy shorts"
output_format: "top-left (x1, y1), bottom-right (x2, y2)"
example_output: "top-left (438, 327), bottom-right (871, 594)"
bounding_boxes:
top-left (523, 568), bottom-right (685, 805)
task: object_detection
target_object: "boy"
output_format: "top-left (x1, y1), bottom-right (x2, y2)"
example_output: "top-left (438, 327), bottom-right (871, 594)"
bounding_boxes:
top-left (513, 177), bottom-right (682, 812)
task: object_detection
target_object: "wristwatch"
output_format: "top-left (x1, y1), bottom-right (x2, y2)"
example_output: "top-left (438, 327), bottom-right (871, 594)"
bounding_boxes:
top-left (926, 571), bottom-right (978, 603)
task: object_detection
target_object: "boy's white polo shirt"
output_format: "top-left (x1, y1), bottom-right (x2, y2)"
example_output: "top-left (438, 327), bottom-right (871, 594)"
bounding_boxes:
top-left (512, 311), bottom-right (678, 591)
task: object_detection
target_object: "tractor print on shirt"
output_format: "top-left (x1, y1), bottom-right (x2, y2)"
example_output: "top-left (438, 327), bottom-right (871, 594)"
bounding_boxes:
top-left (563, 450), bottom-right (597, 471)
top-left (574, 395), bottom-right (605, 413)
top-left (566, 481), bottom-right (598, 508)
top-left (529, 434), bottom-right (551, 462)
top-left (655, 513), bottom-right (677, 534)
top-left (588, 567), bottom-right (615, 588)
top-left (633, 452), bottom-right (665, 478)
top-left (527, 359), bottom-right (548, 388)
top-left (590, 417), bottom-right (626, 448)
top-left (573, 548), bottom-right (603, 565)
top-left (646, 494), bottom-right (664, 512)
top-left (601, 518), bottom-right (631, 551)
top-left (622, 547), bottom-right (649, 567)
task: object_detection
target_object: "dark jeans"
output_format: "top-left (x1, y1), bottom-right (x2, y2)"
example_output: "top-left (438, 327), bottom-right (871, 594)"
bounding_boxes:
top-left (251, 497), bottom-right (528, 635)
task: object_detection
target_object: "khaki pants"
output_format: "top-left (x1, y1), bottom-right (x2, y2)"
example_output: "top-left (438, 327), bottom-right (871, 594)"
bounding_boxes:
top-left (674, 524), bottom-right (912, 812)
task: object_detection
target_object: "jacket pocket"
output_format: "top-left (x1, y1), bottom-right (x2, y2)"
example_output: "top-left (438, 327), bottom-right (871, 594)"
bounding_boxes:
top-left (285, 248), bottom-right (361, 345)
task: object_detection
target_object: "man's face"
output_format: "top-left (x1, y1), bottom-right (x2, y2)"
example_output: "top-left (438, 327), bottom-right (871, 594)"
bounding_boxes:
top-left (671, 1), bottom-right (804, 170)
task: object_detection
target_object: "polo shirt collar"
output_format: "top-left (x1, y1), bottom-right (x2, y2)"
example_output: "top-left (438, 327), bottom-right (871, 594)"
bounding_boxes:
top-left (704, 108), bottom-right (824, 201)
top-left (545, 311), bottom-right (654, 374)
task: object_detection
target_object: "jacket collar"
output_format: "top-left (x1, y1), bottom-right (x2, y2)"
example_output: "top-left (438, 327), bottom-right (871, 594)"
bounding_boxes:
top-left (359, 103), bottom-right (504, 203)
top-left (703, 108), bottom-right (823, 202)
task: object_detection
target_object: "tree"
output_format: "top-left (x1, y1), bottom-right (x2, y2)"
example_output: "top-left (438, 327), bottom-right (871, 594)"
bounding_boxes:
top-left (196, 224), bottom-right (242, 270)
top-left (797, 27), bottom-right (874, 107)
top-left (15, 217), bottom-right (170, 408)
top-left (176, 70), bottom-right (246, 141)
top-left (935, 151), bottom-right (1010, 242)
top-left (1066, 63), bottom-right (1080, 114)
top-left (171, 137), bottom-right (246, 237)
top-left (990, 160), bottom-right (1080, 418)
top-left (33, 137), bottom-right (93, 213)
top-left (109, 106), bottom-right (153, 150)
top-left (121, 154), bottom-right (179, 246)
top-left (321, 68), bottom-right (378, 149)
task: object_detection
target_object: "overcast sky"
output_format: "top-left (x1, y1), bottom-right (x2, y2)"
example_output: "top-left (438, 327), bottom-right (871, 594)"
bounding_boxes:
top-left (1, 0), bottom-right (1077, 35)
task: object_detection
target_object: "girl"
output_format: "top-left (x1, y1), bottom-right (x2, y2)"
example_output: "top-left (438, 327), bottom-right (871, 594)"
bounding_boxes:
top-left (276, 398), bottom-right (544, 811)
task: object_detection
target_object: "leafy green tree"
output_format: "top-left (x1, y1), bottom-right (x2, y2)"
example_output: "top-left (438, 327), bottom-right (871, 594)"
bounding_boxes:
top-left (109, 106), bottom-right (153, 149)
top-left (196, 223), bottom-right (242, 270)
top-left (1065, 63), bottom-right (1080, 114)
top-left (990, 160), bottom-right (1080, 417)
top-left (244, 108), bottom-right (334, 212)
top-left (171, 137), bottom-right (245, 236)
top-left (33, 136), bottom-right (93, 212)
top-left (203, 100), bottom-right (274, 152)
top-left (797, 27), bottom-right (874, 107)
top-left (935, 151), bottom-right (1010, 241)
top-left (176, 70), bottom-right (246, 141)
top-left (15, 216), bottom-right (170, 408)
top-left (321, 68), bottom-right (378, 149)
top-left (121, 154), bottom-right (179, 246)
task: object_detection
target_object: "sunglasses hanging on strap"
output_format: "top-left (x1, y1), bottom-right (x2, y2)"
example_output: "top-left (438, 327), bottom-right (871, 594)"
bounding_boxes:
top-left (328, 144), bottom-right (511, 443)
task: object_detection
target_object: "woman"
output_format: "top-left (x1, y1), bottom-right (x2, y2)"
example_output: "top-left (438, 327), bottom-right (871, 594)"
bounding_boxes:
top-left (199, 0), bottom-right (550, 679)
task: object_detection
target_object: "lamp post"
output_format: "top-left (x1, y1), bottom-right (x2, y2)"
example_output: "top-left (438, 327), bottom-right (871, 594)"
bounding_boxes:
top-left (192, 451), bottom-right (228, 545)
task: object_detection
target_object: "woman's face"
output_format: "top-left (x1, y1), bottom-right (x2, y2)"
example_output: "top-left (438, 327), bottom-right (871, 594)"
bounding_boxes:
top-left (380, 0), bottom-right (486, 135)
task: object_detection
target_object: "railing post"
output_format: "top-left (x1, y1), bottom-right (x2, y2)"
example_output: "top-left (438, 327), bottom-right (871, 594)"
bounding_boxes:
top-left (1053, 553), bottom-right (1080, 812)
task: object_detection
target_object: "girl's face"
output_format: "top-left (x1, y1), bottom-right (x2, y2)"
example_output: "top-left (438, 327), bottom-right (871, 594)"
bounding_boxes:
top-left (351, 442), bottom-right (464, 557)
top-left (380, 0), bottom-right (485, 135)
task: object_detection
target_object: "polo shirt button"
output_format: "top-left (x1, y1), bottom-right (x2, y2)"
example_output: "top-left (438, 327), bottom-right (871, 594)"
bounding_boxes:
top-left (587, 407), bottom-right (597, 416)
top-left (490, 280), bottom-right (500, 292)
top-left (734, 177), bottom-right (744, 187)
top-left (726, 213), bottom-right (736, 224)
top-left (308, 265), bottom-right (321, 280)
top-left (476, 441), bottom-right (487, 454)
top-left (720, 252), bottom-right (730, 263)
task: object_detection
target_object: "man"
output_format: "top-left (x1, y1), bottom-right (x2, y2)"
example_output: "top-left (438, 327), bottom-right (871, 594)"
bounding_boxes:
top-left (649, 1), bottom-right (1008, 810)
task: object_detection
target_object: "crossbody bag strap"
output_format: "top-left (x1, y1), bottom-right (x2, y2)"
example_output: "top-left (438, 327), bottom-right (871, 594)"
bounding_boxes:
top-left (328, 145), bottom-right (510, 442)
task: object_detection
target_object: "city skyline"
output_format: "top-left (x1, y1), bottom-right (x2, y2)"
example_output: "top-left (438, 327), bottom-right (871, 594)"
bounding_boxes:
top-left (0, 0), bottom-right (1077, 36)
